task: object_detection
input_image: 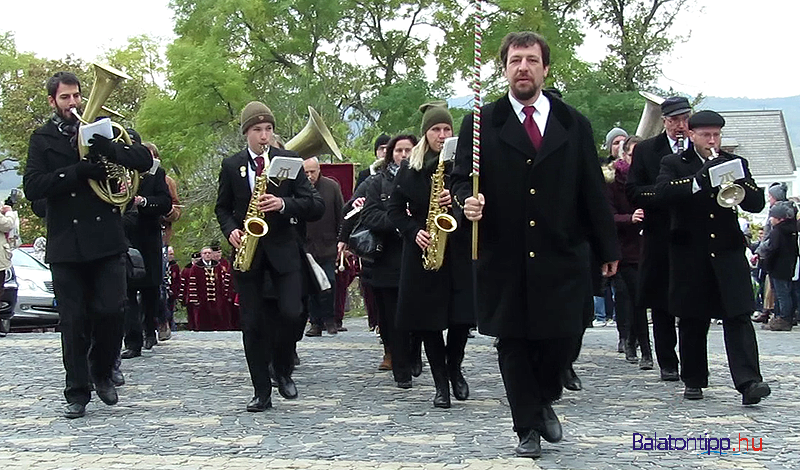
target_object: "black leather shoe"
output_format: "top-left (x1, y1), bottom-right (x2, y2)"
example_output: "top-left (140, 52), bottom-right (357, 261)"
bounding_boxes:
top-left (396, 380), bottom-right (412, 389)
top-left (94, 379), bottom-right (118, 405)
top-left (514, 429), bottom-right (542, 458)
top-left (561, 366), bottom-right (582, 391)
top-left (624, 343), bottom-right (638, 363)
top-left (111, 368), bottom-right (125, 386)
top-left (433, 387), bottom-right (451, 409)
top-left (246, 396), bottom-right (272, 412)
top-left (450, 368), bottom-right (469, 401)
top-left (120, 349), bottom-right (141, 359)
top-left (741, 381), bottom-right (770, 405)
top-left (144, 336), bottom-right (157, 350)
top-left (639, 357), bottom-right (654, 370)
top-left (277, 376), bottom-right (298, 399)
top-left (660, 368), bottom-right (680, 381)
top-left (684, 387), bottom-right (703, 400)
top-left (411, 358), bottom-right (423, 378)
top-left (64, 403), bottom-right (86, 419)
top-left (537, 404), bottom-right (563, 443)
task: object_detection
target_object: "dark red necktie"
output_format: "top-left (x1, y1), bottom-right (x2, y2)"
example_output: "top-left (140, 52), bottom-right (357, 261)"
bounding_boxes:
top-left (254, 155), bottom-right (265, 177)
top-left (522, 106), bottom-right (542, 151)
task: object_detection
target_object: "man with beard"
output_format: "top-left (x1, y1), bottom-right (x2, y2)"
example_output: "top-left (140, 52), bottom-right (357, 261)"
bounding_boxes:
top-left (452, 32), bottom-right (619, 458)
top-left (23, 71), bottom-right (152, 418)
top-left (216, 101), bottom-right (324, 411)
top-left (626, 96), bottom-right (692, 382)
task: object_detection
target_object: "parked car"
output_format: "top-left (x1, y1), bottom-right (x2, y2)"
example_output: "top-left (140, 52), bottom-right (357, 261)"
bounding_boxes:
top-left (0, 267), bottom-right (19, 336)
top-left (10, 248), bottom-right (58, 329)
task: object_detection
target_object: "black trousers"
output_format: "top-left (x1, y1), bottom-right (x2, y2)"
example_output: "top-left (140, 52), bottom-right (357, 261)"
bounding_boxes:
top-left (652, 307), bottom-right (679, 371)
top-left (679, 313), bottom-right (762, 391)
top-left (373, 286), bottom-right (411, 383)
top-left (419, 326), bottom-right (471, 375)
top-left (50, 254), bottom-right (127, 405)
top-left (235, 268), bottom-right (304, 399)
top-left (123, 285), bottom-right (159, 351)
top-left (496, 336), bottom-right (579, 432)
top-left (616, 265), bottom-right (651, 354)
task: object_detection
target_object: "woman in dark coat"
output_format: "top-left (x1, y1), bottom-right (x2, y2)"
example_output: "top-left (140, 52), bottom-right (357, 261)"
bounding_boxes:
top-left (360, 134), bottom-right (418, 388)
top-left (387, 102), bottom-right (475, 408)
top-left (606, 136), bottom-right (653, 369)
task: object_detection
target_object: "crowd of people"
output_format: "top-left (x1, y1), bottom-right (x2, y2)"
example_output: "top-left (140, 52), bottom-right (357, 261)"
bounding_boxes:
top-left (19, 30), bottom-right (783, 460)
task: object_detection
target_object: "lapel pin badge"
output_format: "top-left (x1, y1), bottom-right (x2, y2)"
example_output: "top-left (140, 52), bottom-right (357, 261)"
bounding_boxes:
top-left (240, 166), bottom-right (247, 178)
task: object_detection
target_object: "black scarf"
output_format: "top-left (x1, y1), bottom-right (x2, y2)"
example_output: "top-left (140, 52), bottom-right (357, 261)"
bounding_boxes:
top-left (51, 112), bottom-right (79, 150)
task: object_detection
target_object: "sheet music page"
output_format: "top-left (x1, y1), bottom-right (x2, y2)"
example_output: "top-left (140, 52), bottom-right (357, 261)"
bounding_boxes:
top-left (709, 159), bottom-right (745, 187)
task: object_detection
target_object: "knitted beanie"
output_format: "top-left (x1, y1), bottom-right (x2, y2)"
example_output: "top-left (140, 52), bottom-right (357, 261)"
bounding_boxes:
top-left (419, 101), bottom-right (453, 135)
top-left (240, 101), bottom-right (275, 134)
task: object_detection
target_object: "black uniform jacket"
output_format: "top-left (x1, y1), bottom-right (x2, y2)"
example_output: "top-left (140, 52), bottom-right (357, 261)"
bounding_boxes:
top-left (215, 147), bottom-right (324, 276)
top-left (359, 166), bottom-right (404, 289)
top-left (450, 92), bottom-right (619, 340)
top-left (626, 131), bottom-right (673, 310)
top-left (387, 157), bottom-right (475, 331)
top-left (655, 149), bottom-right (764, 319)
top-left (124, 168), bottom-right (173, 287)
top-left (23, 120), bottom-right (153, 263)
top-left (760, 219), bottom-right (799, 281)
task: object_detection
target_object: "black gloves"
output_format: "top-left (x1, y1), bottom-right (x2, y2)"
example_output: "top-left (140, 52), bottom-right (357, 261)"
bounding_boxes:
top-left (75, 161), bottom-right (107, 181)
top-left (88, 134), bottom-right (117, 162)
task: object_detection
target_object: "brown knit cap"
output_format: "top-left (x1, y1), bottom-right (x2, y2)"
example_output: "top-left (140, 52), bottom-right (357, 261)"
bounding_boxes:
top-left (240, 101), bottom-right (275, 134)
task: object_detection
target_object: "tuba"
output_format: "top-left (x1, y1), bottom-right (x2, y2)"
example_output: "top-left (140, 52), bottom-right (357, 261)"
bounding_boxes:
top-left (636, 91), bottom-right (665, 139)
top-left (72, 63), bottom-right (139, 208)
top-left (285, 106), bottom-right (343, 160)
top-left (709, 148), bottom-right (746, 208)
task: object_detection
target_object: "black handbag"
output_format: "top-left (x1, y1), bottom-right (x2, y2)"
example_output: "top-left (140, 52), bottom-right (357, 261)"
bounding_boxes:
top-left (126, 247), bottom-right (146, 280)
top-left (348, 222), bottom-right (384, 261)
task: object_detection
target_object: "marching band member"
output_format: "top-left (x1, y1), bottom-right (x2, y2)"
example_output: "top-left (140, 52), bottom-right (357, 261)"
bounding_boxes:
top-left (387, 102), bottom-right (475, 408)
top-left (451, 32), bottom-right (618, 458)
top-left (215, 101), bottom-right (323, 411)
top-left (654, 110), bottom-right (770, 405)
top-left (24, 71), bottom-right (152, 419)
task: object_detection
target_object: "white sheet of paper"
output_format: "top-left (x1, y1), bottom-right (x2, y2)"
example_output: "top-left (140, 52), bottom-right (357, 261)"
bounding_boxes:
top-left (440, 137), bottom-right (458, 163)
top-left (80, 118), bottom-right (114, 146)
top-left (267, 156), bottom-right (304, 180)
top-left (709, 159), bottom-right (745, 187)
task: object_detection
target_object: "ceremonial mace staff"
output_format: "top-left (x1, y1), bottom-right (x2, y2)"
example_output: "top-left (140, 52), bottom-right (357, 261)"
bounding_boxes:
top-left (471, 0), bottom-right (482, 260)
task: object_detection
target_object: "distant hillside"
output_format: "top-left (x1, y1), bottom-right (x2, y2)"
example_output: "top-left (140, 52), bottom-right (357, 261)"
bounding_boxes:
top-left (700, 95), bottom-right (800, 162)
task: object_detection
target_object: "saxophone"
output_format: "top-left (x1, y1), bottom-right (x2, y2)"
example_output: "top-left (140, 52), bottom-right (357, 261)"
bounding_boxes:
top-left (233, 153), bottom-right (270, 272)
top-left (422, 157), bottom-right (457, 271)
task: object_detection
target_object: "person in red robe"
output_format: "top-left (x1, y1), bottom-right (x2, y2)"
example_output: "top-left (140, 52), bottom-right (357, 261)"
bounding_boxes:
top-left (181, 247), bottom-right (235, 331)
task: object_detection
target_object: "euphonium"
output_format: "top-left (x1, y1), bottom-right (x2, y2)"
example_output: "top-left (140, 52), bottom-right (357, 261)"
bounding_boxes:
top-left (422, 155), bottom-right (457, 271)
top-left (72, 64), bottom-right (139, 208)
top-left (233, 149), bottom-right (270, 272)
top-left (709, 148), bottom-right (746, 208)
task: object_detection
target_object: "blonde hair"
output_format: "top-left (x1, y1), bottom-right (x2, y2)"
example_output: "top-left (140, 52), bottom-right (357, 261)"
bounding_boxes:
top-left (408, 138), bottom-right (432, 171)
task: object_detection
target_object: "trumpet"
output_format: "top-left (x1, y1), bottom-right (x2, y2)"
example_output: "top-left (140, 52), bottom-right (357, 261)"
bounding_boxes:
top-left (709, 148), bottom-right (745, 208)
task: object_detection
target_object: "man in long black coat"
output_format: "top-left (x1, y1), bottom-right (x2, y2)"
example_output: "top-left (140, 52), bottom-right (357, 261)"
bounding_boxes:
top-left (626, 96), bottom-right (692, 381)
top-left (215, 101), bottom-right (324, 412)
top-left (452, 32), bottom-right (619, 459)
top-left (655, 110), bottom-right (770, 405)
top-left (23, 71), bottom-right (152, 418)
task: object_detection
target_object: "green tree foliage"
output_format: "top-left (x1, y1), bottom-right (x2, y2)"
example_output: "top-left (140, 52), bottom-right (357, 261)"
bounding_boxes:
top-left (585, 0), bottom-right (690, 91)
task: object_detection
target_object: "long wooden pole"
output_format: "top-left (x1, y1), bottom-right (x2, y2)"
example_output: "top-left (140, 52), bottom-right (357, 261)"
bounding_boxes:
top-left (471, 0), bottom-right (482, 261)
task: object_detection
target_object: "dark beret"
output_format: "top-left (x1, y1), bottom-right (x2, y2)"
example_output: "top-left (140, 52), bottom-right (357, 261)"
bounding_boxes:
top-left (191, 251), bottom-right (200, 259)
top-left (210, 244), bottom-right (221, 252)
top-left (688, 110), bottom-right (725, 130)
top-left (661, 96), bottom-right (691, 117)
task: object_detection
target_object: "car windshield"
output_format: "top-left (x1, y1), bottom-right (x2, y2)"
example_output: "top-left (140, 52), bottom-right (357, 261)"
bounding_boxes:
top-left (12, 249), bottom-right (48, 270)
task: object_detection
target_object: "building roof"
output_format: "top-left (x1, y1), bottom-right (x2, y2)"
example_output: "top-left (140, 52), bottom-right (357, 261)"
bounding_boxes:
top-left (717, 110), bottom-right (795, 177)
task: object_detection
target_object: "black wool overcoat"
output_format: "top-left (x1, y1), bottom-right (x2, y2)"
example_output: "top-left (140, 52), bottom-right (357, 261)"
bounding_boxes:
top-left (450, 92), bottom-right (619, 340)
top-left (655, 149), bottom-right (765, 318)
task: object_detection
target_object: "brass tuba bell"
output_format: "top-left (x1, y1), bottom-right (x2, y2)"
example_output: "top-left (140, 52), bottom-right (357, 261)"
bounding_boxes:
top-left (72, 63), bottom-right (140, 209)
top-left (285, 106), bottom-right (343, 160)
top-left (635, 91), bottom-right (665, 139)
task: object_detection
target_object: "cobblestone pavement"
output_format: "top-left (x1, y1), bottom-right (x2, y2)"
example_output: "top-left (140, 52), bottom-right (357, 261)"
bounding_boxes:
top-left (0, 318), bottom-right (798, 470)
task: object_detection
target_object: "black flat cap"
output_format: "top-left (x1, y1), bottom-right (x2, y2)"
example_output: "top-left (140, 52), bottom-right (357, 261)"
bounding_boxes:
top-left (661, 96), bottom-right (692, 117)
top-left (688, 110), bottom-right (725, 129)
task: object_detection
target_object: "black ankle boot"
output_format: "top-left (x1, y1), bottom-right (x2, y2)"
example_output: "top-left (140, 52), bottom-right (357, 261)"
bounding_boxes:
top-left (624, 342), bottom-right (638, 363)
top-left (432, 369), bottom-right (451, 408)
